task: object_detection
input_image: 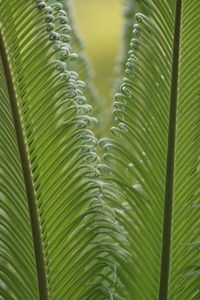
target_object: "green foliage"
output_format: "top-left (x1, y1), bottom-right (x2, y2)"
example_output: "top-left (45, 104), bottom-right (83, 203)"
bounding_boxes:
top-left (100, 0), bottom-right (200, 299)
top-left (0, 0), bottom-right (199, 300)
top-left (0, 0), bottom-right (120, 299)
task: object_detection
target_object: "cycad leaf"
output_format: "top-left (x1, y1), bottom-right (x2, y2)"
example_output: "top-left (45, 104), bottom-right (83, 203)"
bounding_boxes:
top-left (0, 0), bottom-right (118, 299)
top-left (100, 0), bottom-right (200, 299)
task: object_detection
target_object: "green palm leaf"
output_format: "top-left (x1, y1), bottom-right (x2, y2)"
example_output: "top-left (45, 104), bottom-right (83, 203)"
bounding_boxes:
top-left (100, 0), bottom-right (200, 299)
top-left (1, 0), bottom-right (200, 299)
top-left (0, 0), bottom-right (118, 299)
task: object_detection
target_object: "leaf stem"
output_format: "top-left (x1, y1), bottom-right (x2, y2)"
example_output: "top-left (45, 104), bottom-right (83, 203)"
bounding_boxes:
top-left (0, 32), bottom-right (49, 299)
top-left (158, 0), bottom-right (182, 299)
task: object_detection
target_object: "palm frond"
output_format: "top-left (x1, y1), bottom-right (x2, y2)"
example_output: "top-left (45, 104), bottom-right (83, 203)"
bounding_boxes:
top-left (1, 0), bottom-right (199, 299)
top-left (0, 0), bottom-right (119, 299)
top-left (100, 0), bottom-right (200, 299)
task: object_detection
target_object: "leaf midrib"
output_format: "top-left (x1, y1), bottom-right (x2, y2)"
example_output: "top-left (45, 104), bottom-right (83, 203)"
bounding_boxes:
top-left (0, 32), bottom-right (49, 300)
top-left (158, 0), bottom-right (182, 299)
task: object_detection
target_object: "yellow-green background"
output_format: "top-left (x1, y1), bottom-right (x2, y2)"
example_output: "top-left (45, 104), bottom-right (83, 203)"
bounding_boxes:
top-left (72, 0), bottom-right (123, 105)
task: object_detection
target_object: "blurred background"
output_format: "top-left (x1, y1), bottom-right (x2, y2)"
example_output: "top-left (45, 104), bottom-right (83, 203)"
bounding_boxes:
top-left (72, 0), bottom-right (123, 108)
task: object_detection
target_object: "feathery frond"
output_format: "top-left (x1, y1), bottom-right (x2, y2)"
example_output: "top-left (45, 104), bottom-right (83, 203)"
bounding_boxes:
top-left (100, 0), bottom-right (200, 299)
top-left (0, 0), bottom-right (118, 299)
top-left (0, 0), bottom-right (199, 299)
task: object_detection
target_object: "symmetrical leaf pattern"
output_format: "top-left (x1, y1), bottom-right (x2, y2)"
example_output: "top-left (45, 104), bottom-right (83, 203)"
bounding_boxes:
top-left (0, 0), bottom-right (199, 299)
